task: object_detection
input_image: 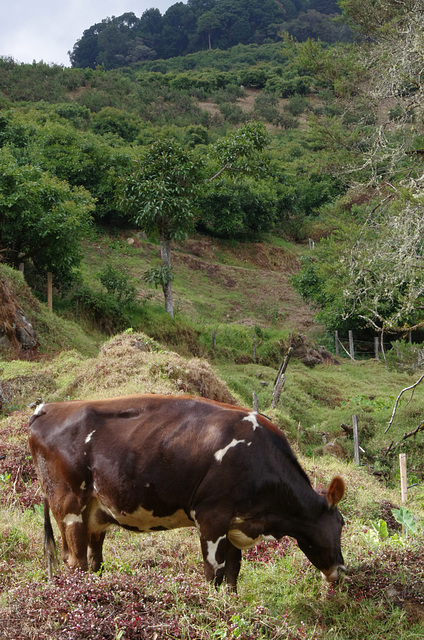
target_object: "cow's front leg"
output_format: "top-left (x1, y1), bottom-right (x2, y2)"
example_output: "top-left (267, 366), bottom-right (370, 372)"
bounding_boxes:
top-left (199, 532), bottom-right (228, 586)
top-left (199, 536), bottom-right (242, 590)
top-left (223, 540), bottom-right (242, 590)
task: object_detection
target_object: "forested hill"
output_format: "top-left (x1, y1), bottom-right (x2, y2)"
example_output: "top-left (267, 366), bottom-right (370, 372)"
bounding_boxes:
top-left (70, 0), bottom-right (350, 69)
top-left (1, 0), bottom-right (424, 354)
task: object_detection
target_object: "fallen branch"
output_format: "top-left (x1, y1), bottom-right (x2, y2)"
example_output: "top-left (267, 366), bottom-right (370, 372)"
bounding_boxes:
top-left (385, 420), bottom-right (424, 456)
top-left (271, 347), bottom-right (293, 409)
top-left (385, 372), bottom-right (424, 434)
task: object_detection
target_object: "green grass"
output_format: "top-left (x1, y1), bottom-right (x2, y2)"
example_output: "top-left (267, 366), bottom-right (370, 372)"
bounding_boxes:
top-left (1, 460), bottom-right (423, 639)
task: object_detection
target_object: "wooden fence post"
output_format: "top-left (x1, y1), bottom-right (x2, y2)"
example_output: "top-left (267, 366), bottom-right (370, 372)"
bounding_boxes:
top-left (349, 330), bottom-right (355, 360)
top-left (252, 392), bottom-right (259, 412)
top-left (374, 336), bottom-right (379, 360)
top-left (352, 415), bottom-right (360, 466)
top-left (212, 330), bottom-right (217, 351)
top-left (399, 453), bottom-right (408, 503)
top-left (47, 272), bottom-right (53, 312)
top-left (335, 330), bottom-right (340, 356)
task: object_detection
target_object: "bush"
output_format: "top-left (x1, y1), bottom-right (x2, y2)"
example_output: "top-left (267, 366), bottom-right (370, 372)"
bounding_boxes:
top-left (98, 266), bottom-right (137, 304)
top-left (386, 340), bottom-right (424, 374)
top-left (286, 93), bottom-right (308, 116)
top-left (218, 103), bottom-right (248, 124)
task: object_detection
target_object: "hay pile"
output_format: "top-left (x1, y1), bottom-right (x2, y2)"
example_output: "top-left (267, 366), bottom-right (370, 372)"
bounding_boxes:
top-left (63, 332), bottom-right (237, 404)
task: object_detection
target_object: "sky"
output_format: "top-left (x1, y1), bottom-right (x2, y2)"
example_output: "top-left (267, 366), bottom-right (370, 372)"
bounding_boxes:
top-left (0, 1), bottom-right (176, 67)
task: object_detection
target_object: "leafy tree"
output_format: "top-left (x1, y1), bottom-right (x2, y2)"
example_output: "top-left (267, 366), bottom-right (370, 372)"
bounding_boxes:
top-left (293, 191), bottom-right (424, 334)
top-left (303, 1), bottom-right (424, 335)
top-left (338, 0), bottom-right (413, 36)
top-left (161, 3), bottom-right (197, 58)
top-left (0, 148), bottom-right (94, 288)
top-left (197, 11), bottom-right (221, 49)
top-left (118, 122), bottom-right (270, 316)
top-left (118, 139), bottom-right (201, 316)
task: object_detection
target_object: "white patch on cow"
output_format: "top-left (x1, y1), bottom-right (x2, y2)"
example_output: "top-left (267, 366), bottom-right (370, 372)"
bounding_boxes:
top-left (32, 403), bottom-right (45, 416)
top-left (63, 513), bottom-right (83, 526)
top-left (85, 430), bottom-right (96, 444)
top-left (207, 535), bottom-right (226, 571)
top-left (243, 412), bottom-right (260, 430)
top-left (87, 499), bottom-right (193, 535)
top-left (228, 527), bottom-right (276, 550)
top-left (214, 438), bottom-right (245, 463)
top-left (80, 481), bottom-right (86, 490)
top-left (145, 483), bottom-right (150, 488)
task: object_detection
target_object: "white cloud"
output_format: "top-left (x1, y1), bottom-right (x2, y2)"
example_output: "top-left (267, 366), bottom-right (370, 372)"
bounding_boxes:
top-left (0, 1), bottom-right (175, 66)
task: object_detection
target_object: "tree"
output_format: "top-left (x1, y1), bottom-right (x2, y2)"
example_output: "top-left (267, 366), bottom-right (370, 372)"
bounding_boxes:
top-left (119, 122), bottom-right (270, 316)
top-left (0, 148), bottom-right (94, 288)
top-left (118, 139), bottom-right (201, 317)
top-left (197, 11), bottom-right (220, 49)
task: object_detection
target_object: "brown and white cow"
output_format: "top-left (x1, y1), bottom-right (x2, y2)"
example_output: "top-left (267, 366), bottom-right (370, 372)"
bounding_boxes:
top-left (28, 394), bottom-right (346, 588)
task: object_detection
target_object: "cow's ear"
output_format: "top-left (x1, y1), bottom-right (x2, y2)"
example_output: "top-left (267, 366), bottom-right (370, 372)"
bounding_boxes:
top-left (327, 476), bottom-right (345, 508)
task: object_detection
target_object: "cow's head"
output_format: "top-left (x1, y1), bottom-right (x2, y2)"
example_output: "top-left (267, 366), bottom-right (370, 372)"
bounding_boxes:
top-left (296, 476), bottom-right (346, 582)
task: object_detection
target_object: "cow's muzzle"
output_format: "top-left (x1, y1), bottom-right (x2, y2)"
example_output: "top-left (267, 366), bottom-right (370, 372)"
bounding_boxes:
top-left (321, 565), bottom-right (347, 583)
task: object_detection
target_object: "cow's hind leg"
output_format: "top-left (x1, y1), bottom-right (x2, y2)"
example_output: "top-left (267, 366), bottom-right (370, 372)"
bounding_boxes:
top-left (87, 532), bottom-right (106, 572)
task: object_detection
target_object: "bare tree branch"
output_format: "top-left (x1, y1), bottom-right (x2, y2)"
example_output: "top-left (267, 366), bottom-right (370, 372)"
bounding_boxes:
top-left (385, 373), bottom-right (424, 433)
top-left (385, 419), bottom-right (424, 456)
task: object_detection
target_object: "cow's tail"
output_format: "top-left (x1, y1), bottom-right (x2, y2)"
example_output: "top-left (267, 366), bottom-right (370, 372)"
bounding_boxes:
top-left (43, 496), bottom-right (58, 579)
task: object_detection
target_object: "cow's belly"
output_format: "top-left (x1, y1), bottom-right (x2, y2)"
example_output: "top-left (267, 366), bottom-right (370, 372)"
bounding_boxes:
top-left (228, 517), bottom-right (277, 550)
top-left (87, 498), bottom-right (193, 534)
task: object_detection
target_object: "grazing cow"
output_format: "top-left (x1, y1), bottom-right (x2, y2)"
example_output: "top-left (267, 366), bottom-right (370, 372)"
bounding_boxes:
top-left (29, 394), bottom-right (346, 588)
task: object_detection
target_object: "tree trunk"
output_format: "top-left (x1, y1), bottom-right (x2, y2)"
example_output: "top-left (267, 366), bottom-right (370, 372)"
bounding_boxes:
top-left (160, 234), bottom-right (174, 318)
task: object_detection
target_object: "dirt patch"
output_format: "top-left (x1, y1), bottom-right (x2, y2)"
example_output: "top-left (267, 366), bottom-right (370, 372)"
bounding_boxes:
top-left (235, 88), bottom-right (259, 112)
top-left (181, 238), bottom-right (217, 262)
top-left (347, 545), bottom-right (424, 622)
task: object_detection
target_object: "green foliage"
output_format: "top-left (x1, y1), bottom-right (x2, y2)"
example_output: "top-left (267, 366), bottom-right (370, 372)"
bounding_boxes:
top-left (73, 285), bottom-right (135, 334)
top-left (0, 148), bottom-right (94, 287)
top-left (210, 120), bottom-right (271, 176)
top-left (199, 180), bottom-right (276, 237)
top-left (392, 507), bottom-right (420, 535)
top-left (386, 340), bottom-right (424, 374)
top-left (286, 93), bottom-right (308, 116)
top-left (98, 265), bottom-right (137, 304)
top-left (54, 103), bottom-right (91, 128)
top-left (371, 519), bottom-right (389, 540)
top-left (118, 138), bottom-right (201, 241)
top-left (69, 0), bottom-right (299, 68)
top-left (91, 107), bottom-right (141, 142)
top-left (143, 265), bottom-right (174, 289)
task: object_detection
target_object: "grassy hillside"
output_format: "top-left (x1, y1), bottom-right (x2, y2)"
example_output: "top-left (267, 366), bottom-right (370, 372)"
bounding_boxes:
top-left (1, 234), bottom-right (424, 640)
